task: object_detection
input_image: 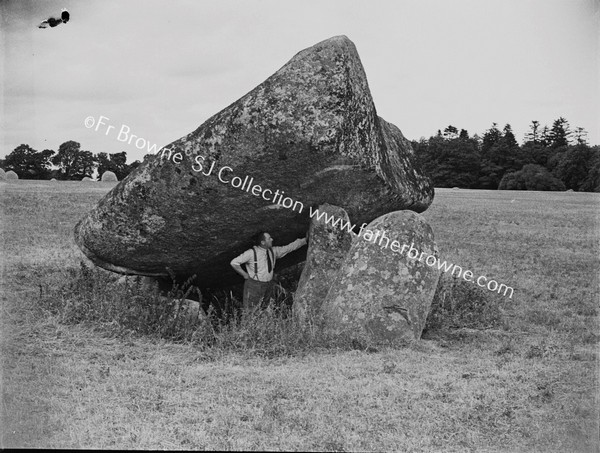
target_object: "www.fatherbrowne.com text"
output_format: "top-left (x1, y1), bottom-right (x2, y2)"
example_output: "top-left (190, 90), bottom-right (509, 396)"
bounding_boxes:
top-left (84, 114), bottom-right (514, 300)
top-left (158, 147), bottom-right (514, 299)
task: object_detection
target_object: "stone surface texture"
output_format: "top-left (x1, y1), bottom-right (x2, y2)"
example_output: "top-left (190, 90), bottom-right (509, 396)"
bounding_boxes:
top-left (322, 210), bottom-right (441, 344)
top-left (293, 204), bottom-right (355, 323)
top-left (74, 35), bottom-right (434, 287)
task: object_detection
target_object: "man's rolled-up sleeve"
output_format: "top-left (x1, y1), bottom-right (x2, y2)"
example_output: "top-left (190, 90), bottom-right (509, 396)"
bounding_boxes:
top-left (273, 238), bottom-right (307, 259)
top-left (231, 250), bottom-right (253, 267)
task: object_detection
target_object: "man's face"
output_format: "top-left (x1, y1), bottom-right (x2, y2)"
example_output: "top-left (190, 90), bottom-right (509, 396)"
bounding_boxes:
top-left (262, 233), bottom-right (273, 248)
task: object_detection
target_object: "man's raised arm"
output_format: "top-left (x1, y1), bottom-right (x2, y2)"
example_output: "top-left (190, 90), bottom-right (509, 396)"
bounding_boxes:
top-left (273, 236), bottom-right (307, 259)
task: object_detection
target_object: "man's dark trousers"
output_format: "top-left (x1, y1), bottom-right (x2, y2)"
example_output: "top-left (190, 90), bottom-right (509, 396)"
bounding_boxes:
top-left (242, 278), bottom-right (274, 312)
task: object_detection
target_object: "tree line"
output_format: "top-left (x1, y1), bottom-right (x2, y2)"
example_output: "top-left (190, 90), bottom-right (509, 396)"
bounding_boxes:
top-left (0, 140), bottom-right (142, 180)
top-left (2, 118), bottom-right (598, 191)
top-left (412, 117), bottom-right (599, 192)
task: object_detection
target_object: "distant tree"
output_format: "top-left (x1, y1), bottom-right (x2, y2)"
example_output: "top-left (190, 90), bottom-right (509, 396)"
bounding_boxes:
top-left (580, 146), bottom-right (600, 192)
top-left (52, 141), bottom-right (95, 180)
top-left (35, 149), bottom-right (55, 179)
top-left (414, 132), bottom-right (480, 188)
top-left (442, 125), bottom-right (459, 140)
top-left (502, 124), bottom-right (519, 149)
top-left (521, 140), bottom-right (547, 166)
top-left (523, 121), bottom-right (549, 166)
top-left (524, 120), bottom-right (541, 144)
top-left (52, 141), bottom-right (80, 179)
top-left (95, 152), bottom-right (111, 177)
top-left (573, 127), bottom-right (589, 146)
top-left (478, 123), bottom-right (523, 189)
top-left (546, 145), bottom-right (569, 174)
top-left (481, 123), bottom-right (502, 155)
top-left (499, 164), bottom-right (565, 191)
top-left (3, 144), bottom-right (54, 179)
top-left (498, 171), bottom-right (523, 190)
top-left (109, 152), bottom-right (129, 179)
top-left (548, 117), bottom-right (572, 148)
top-left (413, 120), bottom-right (597, 191)
top-left (553, 143), bottom-right (600, 191)
top-left (539, 125), bottom-right (551, 147)
top-left (77, 150), bottom-right (96, 180)
top-left (95, 151), bottom-right (131, 180)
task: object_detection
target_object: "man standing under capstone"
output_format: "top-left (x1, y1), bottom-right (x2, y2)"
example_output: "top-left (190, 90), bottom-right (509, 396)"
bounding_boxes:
top-left (230, 232), bottom-right (308, 312)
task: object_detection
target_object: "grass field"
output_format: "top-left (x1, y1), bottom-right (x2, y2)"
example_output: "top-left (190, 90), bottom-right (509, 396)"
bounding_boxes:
top-left (1, 180), bottom-right (599, 451)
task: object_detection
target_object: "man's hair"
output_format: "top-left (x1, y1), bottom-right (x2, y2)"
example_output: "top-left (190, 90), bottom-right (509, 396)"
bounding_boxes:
top-left (253, 232), bottom-right (268, 246)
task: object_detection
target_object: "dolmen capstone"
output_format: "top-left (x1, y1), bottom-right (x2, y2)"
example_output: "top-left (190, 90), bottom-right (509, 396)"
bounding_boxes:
top-left (74, 35), bottom-right (434, 288)
top-left (320, 210), bottom-right (441, 344)
top-left (293, 203), bottom-right (355, 323)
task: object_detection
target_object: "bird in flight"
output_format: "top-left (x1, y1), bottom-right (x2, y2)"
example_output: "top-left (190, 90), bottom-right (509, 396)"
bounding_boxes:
top-left (38, 9), bottom-right (70, 28)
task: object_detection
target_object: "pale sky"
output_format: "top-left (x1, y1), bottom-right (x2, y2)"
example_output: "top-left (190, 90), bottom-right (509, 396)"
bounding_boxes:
top-left (2, 0), bottom-right (598, 163)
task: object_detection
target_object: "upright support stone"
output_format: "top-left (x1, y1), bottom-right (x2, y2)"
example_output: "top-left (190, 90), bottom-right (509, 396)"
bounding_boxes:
top-left (322, 210), bottom-right (441, 344)
top-left (293, 203), bottom-right (355, 324)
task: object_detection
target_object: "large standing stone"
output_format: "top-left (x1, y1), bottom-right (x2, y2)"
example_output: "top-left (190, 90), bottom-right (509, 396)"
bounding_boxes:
top-left (5, 170), bottom-right (18, 180)
top-left (293, 204), bottom-right (355, 323)
top-left (322, 210), bottom-right (441, 344)
top-left (0, 168), bottom-right (6, 180)
top-left (74, 35), bottom-right (434, 287)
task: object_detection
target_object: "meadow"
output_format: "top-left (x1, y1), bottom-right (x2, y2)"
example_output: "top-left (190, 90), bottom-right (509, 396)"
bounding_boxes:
top-left (1, 180), bottom-right (598, 451)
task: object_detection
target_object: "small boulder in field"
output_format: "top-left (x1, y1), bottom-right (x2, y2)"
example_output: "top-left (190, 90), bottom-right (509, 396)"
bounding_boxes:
top-left (0, 168), bottom-right (6, 180)
top-left (322, 210), bottom-right (441, 345)
top-left (81, 176), bottom-right (95, 183)
top-left (171, 298), bottom-right (203, 323)
top-left (114, 275), bottom-right (203, 324)
top-left (101, 171), bottom-right (118, 182)
top-left (5, 170), bottom-right (18, 180)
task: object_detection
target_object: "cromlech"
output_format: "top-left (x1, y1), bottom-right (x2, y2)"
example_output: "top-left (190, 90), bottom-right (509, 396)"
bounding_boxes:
top-left (74, 35), bottom-right (434, 290)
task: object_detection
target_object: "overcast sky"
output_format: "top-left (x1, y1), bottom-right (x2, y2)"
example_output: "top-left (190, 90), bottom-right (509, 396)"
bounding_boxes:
top-left (2, 0), bottom-right (598, 163)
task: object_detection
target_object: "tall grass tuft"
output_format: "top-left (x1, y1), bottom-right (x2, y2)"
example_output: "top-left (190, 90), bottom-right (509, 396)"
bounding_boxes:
top-left (424, 272), bottom-right (505, 333)
top-left (38, 261), bottom-right (204, 338)
top-left (39, 261), bottom-right (360, 356)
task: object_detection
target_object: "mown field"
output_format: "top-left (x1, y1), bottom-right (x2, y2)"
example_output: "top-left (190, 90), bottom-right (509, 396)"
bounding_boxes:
top-left (1, 180), bottom-right (598, 451)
